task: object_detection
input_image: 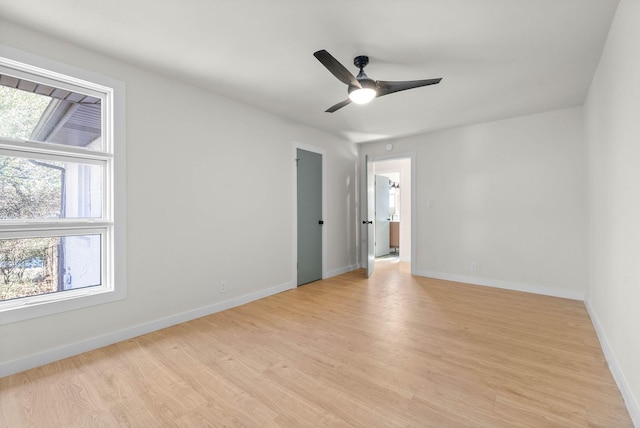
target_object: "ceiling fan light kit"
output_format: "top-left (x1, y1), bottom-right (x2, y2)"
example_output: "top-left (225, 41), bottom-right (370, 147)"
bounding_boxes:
top-left (313, 49), bottom-right (442, 113)
top-left (348, 86), bottom-right (376, 104)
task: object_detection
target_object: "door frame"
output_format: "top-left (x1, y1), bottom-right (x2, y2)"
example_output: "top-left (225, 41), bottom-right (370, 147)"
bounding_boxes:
top-left (365, 151), bottom-right (416, 275)
top-left (292, 142), bottom-right (327, 289)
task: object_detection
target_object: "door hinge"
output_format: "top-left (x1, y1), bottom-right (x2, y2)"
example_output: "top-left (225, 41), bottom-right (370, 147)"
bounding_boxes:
top-left (295, 158), bottom-right (300, 167)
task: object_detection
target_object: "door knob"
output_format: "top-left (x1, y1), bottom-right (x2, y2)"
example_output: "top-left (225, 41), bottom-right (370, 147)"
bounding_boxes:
top-left (362, 220), bottom-right (373, 224)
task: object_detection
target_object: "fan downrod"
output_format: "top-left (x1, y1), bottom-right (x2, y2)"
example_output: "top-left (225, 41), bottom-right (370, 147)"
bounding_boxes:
top-left (353, 55), bottom-right (369, 70)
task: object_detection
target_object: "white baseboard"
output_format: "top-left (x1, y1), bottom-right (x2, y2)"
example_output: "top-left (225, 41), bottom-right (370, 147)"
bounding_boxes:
top-left (584, 299), bottom-right (640, 427)
top-left (327, 264), bottom-right (360, 278)
top-left (412, 269), bottom-right (584, 301)
top-left (0, 280), bottom-right (293, 378)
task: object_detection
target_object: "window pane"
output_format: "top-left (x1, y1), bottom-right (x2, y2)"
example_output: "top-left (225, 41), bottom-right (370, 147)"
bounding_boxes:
top-left (0, 86), bottom-right (50, 140)
top-left (0, 76), bottom-right (103, 151)
top-left (0, 234), bottom-right (102, 301)
top-left (0, 155), bottom-right (103, 220)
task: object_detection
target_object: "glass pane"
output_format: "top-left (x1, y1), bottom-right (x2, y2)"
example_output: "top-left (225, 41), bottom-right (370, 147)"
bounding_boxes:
top-left (0, 86), bottom-right (50, 140)
top-left (0, 155), bottom-right (103, 220)
top-left (0, 234), bottom-right (102, 301)
top-left (0, 78), bottom-right (103, 151)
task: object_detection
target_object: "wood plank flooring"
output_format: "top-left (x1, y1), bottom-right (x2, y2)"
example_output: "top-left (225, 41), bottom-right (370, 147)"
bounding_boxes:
top-left (0, 259), bottom-right (633, 427)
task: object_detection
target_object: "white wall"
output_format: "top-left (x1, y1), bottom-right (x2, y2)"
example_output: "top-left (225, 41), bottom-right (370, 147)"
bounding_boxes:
top-left (584, 0), bottom-right (640, 423)
top-left (359, 108), bottom-right (587, 299)
top-left (0, 18), bottom-right (358, 373)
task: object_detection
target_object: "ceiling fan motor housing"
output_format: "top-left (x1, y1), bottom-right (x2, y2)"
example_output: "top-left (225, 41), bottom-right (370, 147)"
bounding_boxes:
top-left (348, 78), bottom-right (377, 95)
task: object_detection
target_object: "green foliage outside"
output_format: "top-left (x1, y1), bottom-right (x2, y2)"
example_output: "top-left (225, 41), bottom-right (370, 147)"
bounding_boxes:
top-left (0, 237), bottom-right (57, 300)
top-left (0, 86), bottom-right (50, 140)
top-left (1, 86), bottom-right (60, 300)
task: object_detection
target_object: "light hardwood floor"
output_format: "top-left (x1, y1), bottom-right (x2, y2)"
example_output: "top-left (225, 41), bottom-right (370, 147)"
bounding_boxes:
top-left (0, 259), bottom-right (633, 427)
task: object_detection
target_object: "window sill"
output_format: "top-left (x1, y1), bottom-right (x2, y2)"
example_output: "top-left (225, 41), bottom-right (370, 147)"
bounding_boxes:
top-left (0, 286), bottom-right (126, 325)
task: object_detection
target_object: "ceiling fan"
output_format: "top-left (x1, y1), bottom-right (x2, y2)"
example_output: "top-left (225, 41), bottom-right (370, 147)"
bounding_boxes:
top-left (313, 49), bottom-right (442, 113)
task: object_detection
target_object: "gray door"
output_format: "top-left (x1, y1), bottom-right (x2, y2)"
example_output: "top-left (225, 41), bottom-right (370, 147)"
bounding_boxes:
top-left (364, 156), bottom-right (375, 277)
top-left (297, 148), bottom-right (322, 286)
top-left (375, 175), bottom-right (390, 257)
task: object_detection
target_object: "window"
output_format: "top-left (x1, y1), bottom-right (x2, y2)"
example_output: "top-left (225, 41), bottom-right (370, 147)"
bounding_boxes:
top-left (0, 47), bottom-right (125, 324)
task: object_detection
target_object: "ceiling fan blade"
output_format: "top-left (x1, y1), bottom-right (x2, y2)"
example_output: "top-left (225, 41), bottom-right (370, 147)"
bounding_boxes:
top-left (325, 99), bottom-right (351, 113)
top-left (376, 78), bottom-right (442, 97)
top-left (314, 50), bottom-right (361, 88)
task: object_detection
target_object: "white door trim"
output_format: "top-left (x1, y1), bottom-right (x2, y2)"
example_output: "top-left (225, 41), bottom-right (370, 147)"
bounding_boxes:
top-left (368, 151), bottom-right (416, 275)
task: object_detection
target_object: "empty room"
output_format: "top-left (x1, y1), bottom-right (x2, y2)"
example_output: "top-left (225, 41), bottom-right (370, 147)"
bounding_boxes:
top-left (0, 0), bottom-right (638, 426)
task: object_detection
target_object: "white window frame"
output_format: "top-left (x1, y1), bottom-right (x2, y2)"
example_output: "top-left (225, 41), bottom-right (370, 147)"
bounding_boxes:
top-left (0, 45), bottom-right (126, 325)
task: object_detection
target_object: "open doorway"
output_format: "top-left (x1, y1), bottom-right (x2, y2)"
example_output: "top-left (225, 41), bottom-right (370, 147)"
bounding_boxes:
top-left (373, 157), bottom-right (412, 263)
top-left (373, 172), bottom-right (399, 261)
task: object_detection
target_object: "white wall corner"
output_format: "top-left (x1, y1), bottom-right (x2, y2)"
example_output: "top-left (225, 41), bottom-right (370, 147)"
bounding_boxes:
top-left (584, 299), bottom-right (640, 427)
top-left (412, 269), bottom-right (585, 301)
top-left (327, 264), bottom-right (360, 278)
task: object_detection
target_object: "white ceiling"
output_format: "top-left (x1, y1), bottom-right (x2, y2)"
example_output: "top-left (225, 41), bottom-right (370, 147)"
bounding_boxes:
top-left (0, 0), bottom-right (620, 143)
